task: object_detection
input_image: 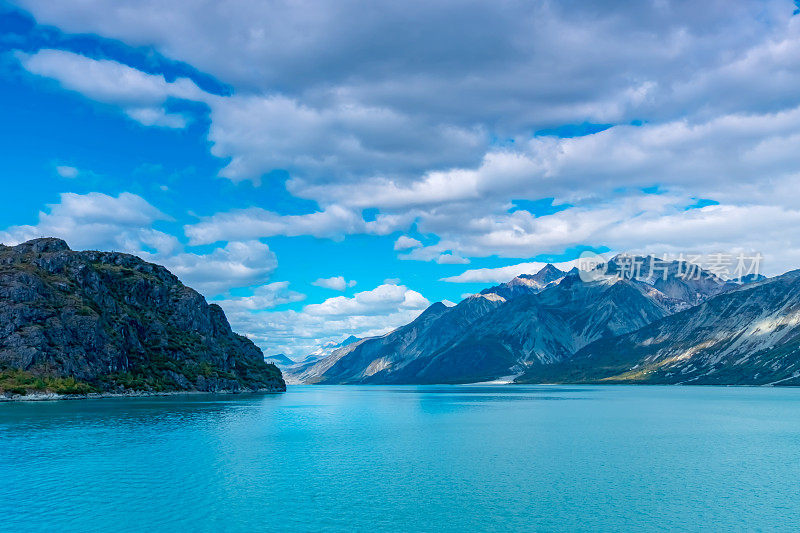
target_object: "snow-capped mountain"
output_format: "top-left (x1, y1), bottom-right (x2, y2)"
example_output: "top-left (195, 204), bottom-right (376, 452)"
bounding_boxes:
top-left (294, 256), bottom-right (752, 384)
top-left (282, 335), bottom-right (361, 384)
top-left (478, 263), bottom-right (567, 301)
top-left (518, 269), bottom-right (800, 385)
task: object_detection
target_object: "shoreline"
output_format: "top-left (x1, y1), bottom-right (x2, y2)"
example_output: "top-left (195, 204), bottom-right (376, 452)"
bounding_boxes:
top-left (0, 387), bottom-right (286, 403)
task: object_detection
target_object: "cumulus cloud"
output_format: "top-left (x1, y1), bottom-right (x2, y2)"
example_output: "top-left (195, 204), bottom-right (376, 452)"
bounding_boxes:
top-left (296, 103), bottom-right (800, 213)
top-left (18, 2), bottom-right (800, 190)
top-left (0, 191), bottom-right (284, 296)
top-left (0, 191), bottom-right (175, 253)
top-left (16, 8), bottom-right (800, 258)
top-left (312, 276), bottom-right (357, 291)
top-left (222, 282), bottom-right (430, 356)
top-left (435, 253), bottom-right (469, 265)
top-left (393, 235), bottom-right (422, 250)
top-left (18, 48), bottom-right (484, 185)
top-left (437, 197), bottom-right (800, 279)
top-left (0, 188), bottom-right (430, 355)
top-left (207, 93), bottom-right (485, 184)
top-left (214, 281), bottom-right (305, 312)
top-left (150, 240), bottom-right (279, 295)
top-left (304, 282), bottom-right (428, 318)
top-left (20, 49), bottom-right (204, 128)
top-left (18, 0), bottom-right (792, 129)
top-left (183, 204), bottom-right (408, 244)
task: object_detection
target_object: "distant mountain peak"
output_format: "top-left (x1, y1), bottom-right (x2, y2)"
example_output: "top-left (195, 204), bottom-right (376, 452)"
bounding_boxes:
top-left (339, 335), bottom-right (360, 346)
top-left (530, 263), bottom-right (566, 282)
top-left (412, 301), bottom-right (451, 322)
top-left (480, 263), bottom-right (568, 301)
top-left (266, 353), bottom-right (295, 366)
top-left (517, 263), bottom-right (564, 282)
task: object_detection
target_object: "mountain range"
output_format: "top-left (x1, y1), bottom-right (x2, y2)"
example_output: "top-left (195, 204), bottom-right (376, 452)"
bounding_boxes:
top-left (287, 255), bottom-right (798, 386)
top-left (519, 269), bottom-right (800, 385)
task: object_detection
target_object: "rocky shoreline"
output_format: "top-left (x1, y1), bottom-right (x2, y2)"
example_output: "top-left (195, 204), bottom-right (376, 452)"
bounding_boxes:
top-left (1, 387), bottom-right (285, 402)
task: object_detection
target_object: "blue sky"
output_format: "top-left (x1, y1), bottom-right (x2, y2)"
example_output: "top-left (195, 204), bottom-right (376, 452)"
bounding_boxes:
top-left (2, 1), bottom-right (800, 357)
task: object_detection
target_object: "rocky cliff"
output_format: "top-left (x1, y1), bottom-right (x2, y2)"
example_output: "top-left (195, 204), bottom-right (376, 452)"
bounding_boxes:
top-left (0, 238), bottom-right (285, 396)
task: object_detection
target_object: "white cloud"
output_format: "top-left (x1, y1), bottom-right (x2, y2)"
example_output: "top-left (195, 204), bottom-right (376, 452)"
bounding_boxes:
top-left (393, 235), bottom-right (422, 250)
top-left (55, 165), bottom-right (79, 179)
top-left (228, 306), bottom-right (427, 358)
top-left (0, 192), bottom-right (285, 296)
top-left (0, 191), bottom-right (175, 253)
top-left (20, 49), bottom-right (204, 128)
top-left (443, 260), bottom-right (581, 284)
top-left (214, 281), bottom-right (305, 312)
top-left (435, 253), bottom-right (469, 265)
top-left (222, 281), bottom-right (431, 357)
top-left (16, 15), bottom-right (800, 267)
top-left (295, 102), bottom-right (800, 214)
top-left (183, 204), bottom-right (414, 244)
top-left (19, 3), bottom-right (800, 192)
top-left (185, 205), bottom-right (375, 244)
top-left (207, 93), bottom-right (484, 184)
top-left (437, 198), bottom-right (800, 279)
top-left (312, 276), bottom-right (357, 291)
top-left (19, 48), bottom-right (484, 185)
top-left (304, 282), bottom-right (428, 318)
top-left (150, 240), bottom-right (279, 295)
top-left (126, 107), bottom-right (188, 128)
top-left (18, 0), bottom-right (792, 130)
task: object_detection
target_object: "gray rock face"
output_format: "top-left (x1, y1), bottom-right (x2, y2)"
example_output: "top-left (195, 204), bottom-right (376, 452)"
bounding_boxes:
top-left (0, 238), bottom-right (285, 393)
top-left (519, 270), bottom-right (800, 385)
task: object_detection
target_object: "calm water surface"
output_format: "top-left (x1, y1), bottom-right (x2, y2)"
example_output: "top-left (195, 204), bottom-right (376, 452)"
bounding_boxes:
top-left (2, 385), bottom-right (800, 532)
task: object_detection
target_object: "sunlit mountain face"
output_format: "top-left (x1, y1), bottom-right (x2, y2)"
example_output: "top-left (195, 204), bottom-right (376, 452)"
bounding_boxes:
top-left (2, 1), bottom-right (800, 358)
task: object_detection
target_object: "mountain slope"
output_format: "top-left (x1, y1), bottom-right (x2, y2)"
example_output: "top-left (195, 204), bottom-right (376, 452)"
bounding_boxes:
top-left (293, 294), bottom-right (506, 383)
top-left (0, 238), bottom-right (285, 396)
top-left (517, 270), bottom-right (800, 385)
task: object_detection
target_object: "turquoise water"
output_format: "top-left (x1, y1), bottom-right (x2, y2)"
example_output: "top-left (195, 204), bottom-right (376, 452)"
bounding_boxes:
top-left (2, 385), bottom-right (800, 532)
